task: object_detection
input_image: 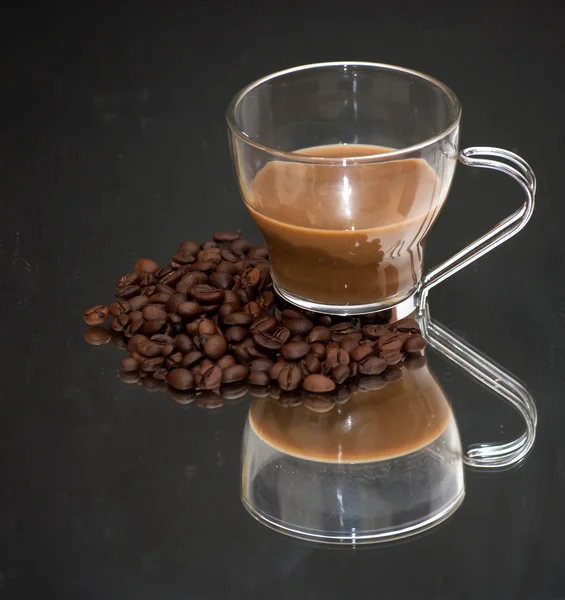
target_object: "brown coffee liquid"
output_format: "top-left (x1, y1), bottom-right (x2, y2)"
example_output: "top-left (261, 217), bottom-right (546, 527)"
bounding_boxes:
top-left (246, 144), bottom-right (445, 306)
top-left (249, 366), bottom-right (452, 463)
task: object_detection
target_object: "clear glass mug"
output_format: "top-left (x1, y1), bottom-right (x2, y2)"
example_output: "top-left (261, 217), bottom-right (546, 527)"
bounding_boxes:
top-left (227, 62), bottom-right (536, 321)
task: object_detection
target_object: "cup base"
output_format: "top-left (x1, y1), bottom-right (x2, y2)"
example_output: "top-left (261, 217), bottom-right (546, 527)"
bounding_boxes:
top-left (272, 282), bottom-right (420, 322)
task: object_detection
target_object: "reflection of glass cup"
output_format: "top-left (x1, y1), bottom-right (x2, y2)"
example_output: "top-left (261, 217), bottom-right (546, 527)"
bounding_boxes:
top-left (228, 62), bottom-right (536, 320)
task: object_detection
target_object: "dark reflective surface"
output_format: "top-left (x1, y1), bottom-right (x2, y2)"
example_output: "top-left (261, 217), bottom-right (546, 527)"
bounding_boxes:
top-left (1, 1), bottom-right (563, 598)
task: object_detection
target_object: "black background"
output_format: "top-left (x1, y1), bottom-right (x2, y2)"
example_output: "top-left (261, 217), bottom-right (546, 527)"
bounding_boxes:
top-left (1, 1), bottom-right (564, 598)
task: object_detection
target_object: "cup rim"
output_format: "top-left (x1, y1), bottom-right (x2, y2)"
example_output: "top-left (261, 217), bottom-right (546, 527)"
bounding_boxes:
top-left (226, 61), bottom-right (462, 164)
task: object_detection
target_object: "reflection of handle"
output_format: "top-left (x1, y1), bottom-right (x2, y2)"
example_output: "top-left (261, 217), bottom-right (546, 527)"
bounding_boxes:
top-left (420, 304), bottom-right (537, 469)
top-left (420, 147), bottom-right (536, 307)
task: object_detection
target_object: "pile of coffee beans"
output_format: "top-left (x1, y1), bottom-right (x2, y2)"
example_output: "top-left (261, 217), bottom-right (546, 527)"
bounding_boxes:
top-left (83, 232), bottom-right (427, 409)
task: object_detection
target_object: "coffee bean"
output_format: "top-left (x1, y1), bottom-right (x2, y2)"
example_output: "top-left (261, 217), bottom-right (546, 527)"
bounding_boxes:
top-left (329, 322), bottom-right (357, 335)
top-left (209, 271), bottom-right (235, 290)
top-left (128, 295), bottom-right (150, 311)
top-left (248, 371), bottom-right (270, 386)
top-left (278, 365), bottom-right (302, 391)
top-left (142, 305), bottom-right (167, 321)
top-left (249, 315), bottom-right (278, 335)
top-left (197, 248), bottom-right (222, 264)
top-left (404, 335), bottom-right (427, 353)
top-left (216, 261), bottom-right (238, 275)
top-left (259, 290), bottom-right (275, 310)
top-left (119, 357), bottom-right (138, 371)
top-left (325, 347), bottom-right (350, 368)
top-left (195, 358), bottom-right (214, 373)
top-left (225, 326), bottom-right (247, 343)
top-left (223, 290), bottom-right (240, 306)
top-left (150, 333), bottom-right (174, 345)
top-left (404, 354), bottom-right (426, 370)
top-left (189, 261), bottom-right (216, 273)
top-left (268, 361), bottom-right (287, 380)
top-left (199, 319), bottom-right (217, 335)
top-left (110, 314), bottom-right (129, 332)
top-left (127, 334), bottom-right (148, 353)
top-left (198, 364), bottom-right (222, 390)
top-left (168, 368), bottom-right (194, 390)
top-left (241, 267), bottom-right (261, 287)
top-left (182, 350), bottom-right (204, 368)
top-left (233, 260), bottom-right (249, 275)
top-left (358, 356), bottom-right (387, 375)
top-left (308, 326), bottom-right (331, 343)
top-left (218, 303), bottom-right (237, 322)
top-left (395, 318), bottom-right (421, 333)
top-left (171, 252), bottom-right (196, 265)
top-left (273, 326), bottom-right (291, 344)
top-left (178, 241), bottom-right (199, 255)
top-left (168, 313), bottom-right (183, 330)
top-left (135, 258), bottom-right (159, 274)
top-left (171, 334), bottom-right (192, 354)
top-left (249, 358), bottom-right (273, 372)
top-left (168, 352), bottom-right (183, 366)
top-left (383, 367), bottom-right (403, 382)
top-left (190, 285), bottom-right (225, 305)
top-left (247, 345), bottom-right (269, 360)
top-left (332, 364), bottom-right (351, 384)
top-left (362, 324), bottom-right (390, 340)
top-left (310, 343), bottom-right (326, 359)
top-left (216, 355), bottom-right (236, 370)
top-left (160, 269), bottom-right (184, 287)
top-left (282, 318), bottom-right (314, 336)
top-left (303, 374), bottom-right (336, 393)
top-left (151, 368), bottom-right (168, 381)
top-left (141, 284), bottom-right (156, 297)
top-left (281, 341), bottom-right (310, 361)
top-left (84, 326), bottom-right (112, 345)
top-left (142, 318), bottom-right (166, 336)
top-left (358, 375), bottom-right (387, 391)
top-left (248, 246), bottom-right (268, 260)
top-left (224, 312), bottom-right (253, 326)
top-left (185, 321), bottom-right (201, 337)
top-left (303, 394), bottom-right (335, 413)
top-left (148, 292), bottom-right (172, 305)
top-left (254, 332), bottom-right (284, 352)
top-left (84, 305), bottom-right (109, 326)
top-left (236, 286), bottom-right (252, 304)
top-left (339, 335), bottom-right (359, 354)
top-left (165, 293), bottom-right (186, 314)
top-left (213, 231), bottom-right (241, 243)
top-left (116, 272), bottom-right (139, 289)
top-left (141, 357), bottom-right (165, 372)
top-left (351, 344), bottom-right (374, 362)
top-left (108, 300), bottom-right (130, 317)
top-left (244, 301), bottom-right (263, 320)
top-left (299, 354), bottom-right (321, 376)
top-left (230, 238), bottom-right (253, 254)
top-left (222, 364), bottom-right (249, 383)
top-left (203, 335), bottom-right (227, 360)
top-left (138, 341), bottom-right (162, 358)
top-left (117, 284), bottom-right (141, 299)
top-left (174, 301), bottom-right (201, 320)
top-left (377, 332), bottom-right (404, 352)
top-left (176, 272), bottom-right (208, 295)
top-left (326, 341), bottom-right (340, 353)
top-left (380, 349), bottom-right (403, 365)
top-left (316, 315), bottom-right (332, 327)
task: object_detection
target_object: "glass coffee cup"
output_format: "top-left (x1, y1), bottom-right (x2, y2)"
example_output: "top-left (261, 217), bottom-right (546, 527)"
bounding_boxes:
top-left (227, 62), bottom-right (536, 321)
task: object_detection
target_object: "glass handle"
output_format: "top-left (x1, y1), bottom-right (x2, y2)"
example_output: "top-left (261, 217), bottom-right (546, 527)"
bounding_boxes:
top-left (420, 304), bottom-right (537, 469)
top-left (420, 147), bottom-right (536, 306)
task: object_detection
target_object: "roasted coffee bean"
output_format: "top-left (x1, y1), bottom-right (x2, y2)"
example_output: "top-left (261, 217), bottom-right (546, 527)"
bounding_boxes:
top-left (230, 238), bottom-right (253, 254)
top-left (404, 354), bottom-right (427, 370)
top-left (339, 335), bottom-right (359, 354)
top-left (84, 326), bottom-right (112, 346)
top-left (120, 357), bottom-right (139, 372)
top-left (272, 326), bottom-right (291, 344)
top-left (198, 319), bottom-right (216, 335)
top-left (141, 357), bottom-right (165, 372)
top-left (281, 341), bottom-right (310, 361)
top-left (268, 361), bottom-right (288, 380)
top-left (168, 312), bottom-right (183, 328)
top-left (203, 335), bottom-right (227, 360)
top-left (303, 394), bottom-right (335, 413)
top-left (131, 351), bottom-right (144, 362)
top-left (310, 343), bottom-right (326, 359)
top-left (150, 334), bottom-right (174, 346)
top-left (351, 344), bottom-right (374, 362)
top-left (177, 301), bottom-right (202, 319)
top-left (325, 347), bottom-right (350, 369)
top-left (380, 349), bottom-right (403, 365)
top-left (236, 286), bottom-right (252, 304)
top-left (137, 341), bottom-right (162, 358)
top-left (190, 285), bottom-right (225, 305)
top-left (358, 356), bottom-right (387, 375)
top-left (84, 305), bottom-right (109, 326)
top-left (200, 304), bottom-right (219, 316)
top-left (329, 322), bottom-right (356, 334)
top-left (282, 318), bottom-right (314, 336)
top-left (232, 343), bottom-right (252, 365)
top-left (383, 367), bottom-right (403, 382)
top-left (218, 302), bottom-right (237, 322)
top-left (196, 391), bottom-right (224, 409)
top-left (395, 318), bottom-right (421, 333)
top-left (142, 318), bottom-right (166, 336)
top-left (182, 350), bottom-right (204, 368)
top-left (178, 241), bottom-right (199, 255)
top-left (189, 261), bottom-right (216, 273)
top-left (176, 272), bottom-right (208, 295)
top-left (169, 352), bottom-right (183, 366)
top-left (249, 358), bottom-right (273, 372)
top-left (214, 231), bottom-right (241, 243)
top-left (224, 311), bottom-right (253, 326)
top-left (326, 341), bottom-right (340, 353)
top-left (128, 295), bottom-right (150, 311)
top-left (160, 343), bottom-right (174, 357)
top-left (116, 272), bottom-right (139, 289)
top-left (233, 260), bottom-right (249, 275)
top-left (316, 315), bottom-right (332, 327)
top-left (135, 258), bottom-right (159, 274)
top-left (331, 364), bottom-right (351, 384)
top-left (404, 335), bottom-right (427, 353)
top-left (161, 269), bottom-right (184, 287)
top-left (244, 301), bottom-right (262, 319)
top-left (142, 305), bottom-right (167, 321)
top-left (277, 365), bottom-right (302, 391)
top-left (152, 368), bottom-right (169, 381)
top-left (138, 273), bottom-right (157, 287)
top-left (209, 271), bottom-right (234, 290)
top-left (109, 300), bottom-right (130, 317)
top-left (335, 386), bottom-right (351, 404)
top-left (148, 292), bottom-right (172, 305)
top-left (223, 290), bottom-right (240, 306)
top-left (173, 334), bottom-right (193, 353)
top-left (110, 314), bottom-right (129, 332)
top-left (217, 355), bottom-right (237, 370)
top-left (281, 309), bottom-right (304, 320)
top-left (303, 374), bottom-right (336, 393)
top-left (168, 368), bottom-right (194, 391)
top-left (141, 284), bottom-right (156, 297)
top-left (377, 332), bottom-right (404, 352)
top-left (171, 252), bottom-right (196, 265)
top-left (125, 318), bottom-right (144, 338)
top-left (247, 345), bottom-right (269, 360)
top-left (198, 364), bottom-right (222, 390)
top-left (249, 315), bottom-right (278, 335)
top-left (154, 283), bottom-right (175, 295)
top-left (157, 266), bottom-right (173, 278)
top-left (116, 284), bottom-right (140, 299)
top-left (196, 358), bottom-right (215, 373)
top-left (225, 326), bottom-right (247, 343)
top-left (299, 354), bottom-right (321, 376)
top-left (221, 250), bottom-right (241, 266)
top-left (362, 324), bottom-right (390, 340)
top-left (222, 364), bottom-right (249, 383)
top-left (308, 326), bottom-right (331, 343)
top-left (185, 321), bottom-right (201, 337)
top-left (248, 246), bottom-right (268, 260)
top-left (241, 267), bottom-right (261, 287)
top-left (201, 241), bottom-right (219, 250)
top-left (248, 371), bottom-right (270, 386)
top-left (196, 248), bottom-right (221, 263)
top-left (165, 293), bottom-right (186, 314)
top-left (254, 332), bottom-right (284, 352)
top-left (259, 290), bottom-right (275, 310)
top-left (216, 260), bottom-right (238, 274)
top-left (357, 375), bottom-right (387, 391)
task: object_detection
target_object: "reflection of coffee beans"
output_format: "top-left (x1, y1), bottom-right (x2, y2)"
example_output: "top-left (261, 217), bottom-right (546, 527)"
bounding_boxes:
top-left (84, 232), bottom-right (428, 407)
